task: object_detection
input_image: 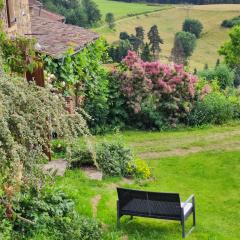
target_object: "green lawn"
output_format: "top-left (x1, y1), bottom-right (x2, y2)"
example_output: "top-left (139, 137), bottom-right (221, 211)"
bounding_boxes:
top-left (94, 4), bottom-right (240, 69)
top-left (93, 0), bottom-right (169, 20)
top-left (56, 123), bottom-right (240, 239)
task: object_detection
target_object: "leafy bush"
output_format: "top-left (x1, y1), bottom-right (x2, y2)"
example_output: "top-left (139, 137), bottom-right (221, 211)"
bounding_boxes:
top-left (111, 51), bottom-right (198, 129)
top-left (183, 18), bottom-right (203, 38)
top-left (44, 39), bottom-right (110, 134)
top-left (96, 141), bottom-right (133, 177)
top-left (70, 145), bottom-right (95, 168)
top-left (221, 16), bottom-right (240, 28)
top-left (7, 189), bottom-right (102, 240)
top-left (189, 92), bottom-right (233, 125)
top-left (198, 64), bottom-right (234, 89)
top-left (128, 158), bottom-right (151, 180)
top-left (174, 31), bottom-right (196, 58)
top-left (51, 139), bottom-right (67, 154)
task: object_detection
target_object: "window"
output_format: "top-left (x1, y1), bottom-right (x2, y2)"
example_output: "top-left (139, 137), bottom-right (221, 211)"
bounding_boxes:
top-left (6, 0), bottom-right (16, 27)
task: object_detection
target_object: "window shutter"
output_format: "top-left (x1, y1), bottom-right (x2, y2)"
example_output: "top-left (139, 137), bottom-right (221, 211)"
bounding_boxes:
top-left (6, 0), bottom-right (16, 27)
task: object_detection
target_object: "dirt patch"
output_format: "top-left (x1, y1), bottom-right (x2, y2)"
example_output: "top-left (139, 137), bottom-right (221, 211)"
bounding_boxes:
top-left (91, 195), bottom-right (101, 218)
top-left (82, 167), bottom-right (102, 180)
top-left (139, 147), bottom-right (202, 159)
top-left (121, 236), bottom-right (129, 240)
top-left (139, 140), bottom-right (240, 159)
top-left (42, 159), bottom-right (68, 176)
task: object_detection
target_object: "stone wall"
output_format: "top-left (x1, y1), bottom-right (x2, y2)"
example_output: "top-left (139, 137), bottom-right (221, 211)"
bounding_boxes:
top-left (1, 0), bottom-right (31, 36)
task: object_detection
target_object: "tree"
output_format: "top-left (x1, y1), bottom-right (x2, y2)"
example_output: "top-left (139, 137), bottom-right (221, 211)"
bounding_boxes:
top-left (219, 25), bottom-right (240, 69)
top-left (170, 35), bottom-right (186, 65)
top-left (135, 26), bottom-right (145, 50)
top-left (41, 0), bottom-right (101, 27)
top-left (141, 43), bottom-right (152, 62)
top-left (173, 31), bottom-right (196, 63)
top-left (128, 35), bottom-right (142, 53)
top-left (147, 25), bottom-right (163, 60)
top-left (82, 0), bottom-right (101, 25)
top-left (119, 32), bottom-right (130, 40)
top-left (182, 18), bottom-right (203, 38)
top-left (105, 13), bottom-right (115, 29)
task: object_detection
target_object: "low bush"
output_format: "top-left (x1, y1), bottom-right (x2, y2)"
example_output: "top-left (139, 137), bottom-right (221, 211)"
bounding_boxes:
top-left (198, 64), bottom-right (234, 89)
top-left (221, 16), bottom-right (240, 28)
top-left (70, 145), bottom-right (95, 168)
top-left (189, 92), bottom-right (233, 125)
top-left (3, 189), bottom-right (103, 240)
top-left (128, 158), bottom-right (151, 180)
top-left (97, 141), bottom-right (133, 177)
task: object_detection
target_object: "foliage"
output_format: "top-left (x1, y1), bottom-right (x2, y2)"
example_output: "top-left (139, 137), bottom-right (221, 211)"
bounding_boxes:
top-left (96, 141), bottom-right (133, 177)
top-left (108, 39), bottom-right (133, 62)
top-left (2, 188), bottom-right (102, 240)
top-left (127, 158), bottom-right (151, 180)
top-left (198, 64), bottom-right (234, 89)
top-left (105, 13), bottom-right (115, 29)
top-left (69, 145), bottom-right (95, 168)
top-left (182, 18), bottom-right (203, 38)
top-left (0, 35), bottom-right (40, 74)
top-left (141, 43), bottom-right (153, 62)
top-left (219, 25), bottom-right (240, 69)
top-left (0, 69), bottom-right (90, 236)
top-left (189, 92), bottom-right (233, 125)
top-left (147, 25), bottom-right (163, 59)
top-left (111, 51), bottom-right (198, 129)
top-left (173, 31), bottom-right (196, 60)
top-left (41, 0), bottom-right (101, 27)
top-left (44, 39), bottom-right (110, 133)
top-left (221, 16), bottom-right (240, 28)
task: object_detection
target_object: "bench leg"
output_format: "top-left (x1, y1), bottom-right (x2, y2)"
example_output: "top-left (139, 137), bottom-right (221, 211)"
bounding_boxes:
top-left (117, 200), bottom-right (121, 228)
top-left (181, 220), bottom-right (186, 238)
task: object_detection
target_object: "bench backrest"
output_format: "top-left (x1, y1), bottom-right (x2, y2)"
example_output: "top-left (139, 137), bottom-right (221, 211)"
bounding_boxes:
top-left (117, 188), bottom-right (181, 219)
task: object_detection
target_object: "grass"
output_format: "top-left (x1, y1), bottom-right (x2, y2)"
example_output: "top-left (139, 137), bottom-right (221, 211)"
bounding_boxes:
top-left (55, 123), bottom-right (240, 239)
top-left (93, 0), bottom-right (170, 20)
top-left (94, 3), bottom-right (240, 69)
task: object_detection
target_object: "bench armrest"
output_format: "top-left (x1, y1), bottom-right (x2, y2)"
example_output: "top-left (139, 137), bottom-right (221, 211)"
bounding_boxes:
top-left (181, 194), bottom-right (195, 209)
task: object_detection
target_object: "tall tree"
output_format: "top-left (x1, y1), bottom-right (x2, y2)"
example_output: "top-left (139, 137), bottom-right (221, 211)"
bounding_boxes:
top-left (141, 43), bottom-right (152, 62)
top-left (182, 18), bottom-right (203, 38)
top-left (105, 13), bottom-right (115, 29)
top-left (170, 36), bottom-right (186, 65)
top-left (82, 0), bottom-right (101, 25)
top-left (135, 26), bottom-right (145, 50)
top-left (171, 31), bottom-right (196, 65)
top-left (219, 25), bottom-right (240, 69)
top-left (147, 25), bottom-right (163, 60)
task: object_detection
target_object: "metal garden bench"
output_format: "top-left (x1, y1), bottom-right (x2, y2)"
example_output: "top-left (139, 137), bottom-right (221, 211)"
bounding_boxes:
top-left (117, 188), bottom-right (196, 238)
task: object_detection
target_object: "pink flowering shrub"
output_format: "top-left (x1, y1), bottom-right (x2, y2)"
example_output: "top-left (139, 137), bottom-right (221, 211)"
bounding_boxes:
top-left (112, 51), bottom-right (199, 127)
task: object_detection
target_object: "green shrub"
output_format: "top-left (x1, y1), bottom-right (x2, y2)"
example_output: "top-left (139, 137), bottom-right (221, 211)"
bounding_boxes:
top-left (96, 141), bottom-right (133, 177)
top-left (128, 158), bottom-right (151, 180)
top-left (183, 18), bottom-right (203, 38)
top-left (221, 16), bottom-right (240, 28)
top-left (198, 64), bottom-right (234, 89)
top-left (51, 139), bottom-right (67, 154)
top-left (70, 146), bottom-right (94, 168)
top-left (9, 189), bottom-right (102, 240)
top-left (189, 92), bottom-right (233, 125)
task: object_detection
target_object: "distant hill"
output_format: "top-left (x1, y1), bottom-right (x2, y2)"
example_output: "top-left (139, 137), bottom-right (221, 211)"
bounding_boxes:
top-left (112, 0), bottom-right (240, 4)
top-left (95, 4), bottom-right (240, 69)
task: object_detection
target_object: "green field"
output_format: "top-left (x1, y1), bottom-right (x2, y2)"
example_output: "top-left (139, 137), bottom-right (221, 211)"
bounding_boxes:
top-left (56, 123), bottom-right (240, 239)
top-left (93, 0), bottom-right (170, 20)
top-left (94, 3), bottom-right (240, 69)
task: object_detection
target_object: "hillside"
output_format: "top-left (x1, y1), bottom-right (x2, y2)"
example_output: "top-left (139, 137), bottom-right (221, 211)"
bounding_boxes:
top-left (93, 0), bottom-right (170, 19)
top-left (94, 4), bottom-right (240, 69)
